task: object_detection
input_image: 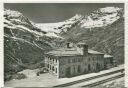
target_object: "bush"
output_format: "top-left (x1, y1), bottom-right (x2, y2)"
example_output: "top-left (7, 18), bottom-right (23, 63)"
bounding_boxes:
top-left (36, 67), bottom-right (48, 76)
top-left (4, 74), bottom-right (12, 81)
top-left (11, 73), bottom-right (27, 80)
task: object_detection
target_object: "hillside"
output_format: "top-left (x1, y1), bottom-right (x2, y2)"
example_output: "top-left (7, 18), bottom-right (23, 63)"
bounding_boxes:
top-left (4, 9), bottom-right (63, 81)
top-left (60, 7), bottom-right (124, 65)
top-left (36, 7), bottom-right (124, 64)
top-left (4, 6), bottom-right (124, 81)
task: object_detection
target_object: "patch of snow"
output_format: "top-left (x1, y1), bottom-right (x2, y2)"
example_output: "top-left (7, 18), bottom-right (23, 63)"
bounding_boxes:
top-left (100, 7), bottom-right (121, 13)
top-left (36, 22), bottom-right (63, 33)
top-left (36, 14), bottom-right (83, 33)
top-left (45, 32), bottom-right (63, 38)
top-left (16, 25), bottom-right (44, 36)
top-left (4, 23), bottom-right (16, 29)
top-left (4, 19), bottom-right (12, 25)
top-left (4, 9), bottom-right (23, 18)
top-left (81, 7), bottom-right (122, 28)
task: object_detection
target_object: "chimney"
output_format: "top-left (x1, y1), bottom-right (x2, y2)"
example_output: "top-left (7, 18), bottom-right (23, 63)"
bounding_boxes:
top-left (83, 44), bottom-right (88, 55)
top-left (77, 43), bottom-right (88, 55)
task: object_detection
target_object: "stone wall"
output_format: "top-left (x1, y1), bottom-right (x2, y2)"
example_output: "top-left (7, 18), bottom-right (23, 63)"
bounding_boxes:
top-left (45, 54), bottom-right (113, 78)
top-left (58, 54), bottom-right (105, 78)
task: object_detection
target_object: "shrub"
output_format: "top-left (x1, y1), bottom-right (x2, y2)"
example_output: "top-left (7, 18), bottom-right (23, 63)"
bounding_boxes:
top-left (11, 73), bottom-right (27, 80)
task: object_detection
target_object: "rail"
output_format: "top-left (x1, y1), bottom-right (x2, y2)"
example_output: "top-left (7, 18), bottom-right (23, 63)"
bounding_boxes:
top-left (54, 68), bottom-right (124, 87)
top-left (82, 73), bottom-right (124, 87)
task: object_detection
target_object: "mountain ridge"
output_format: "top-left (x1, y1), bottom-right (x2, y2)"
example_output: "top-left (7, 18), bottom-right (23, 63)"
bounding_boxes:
top-left (4, 6), bottom-right (124, 81)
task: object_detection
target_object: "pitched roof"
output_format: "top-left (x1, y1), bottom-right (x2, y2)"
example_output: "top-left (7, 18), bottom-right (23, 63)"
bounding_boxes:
top-left (104, 54), bottom-right (113, 58)
top-left (77, 42), bottom-right (87, 45)
top-left (46, 48), bottom-right (104, 56)
top-left (88, 49), bottom-right (104, 54)
top-left (46, 48), bottom-right (81, 56)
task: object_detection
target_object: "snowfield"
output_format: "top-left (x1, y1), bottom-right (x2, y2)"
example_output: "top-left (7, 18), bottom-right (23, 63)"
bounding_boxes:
top-left (4, 9), bottom-right (63, 38)
top-left (81, 7), bottom-right (122, 28)
top-left (36, 14), bottom-right (83, 33)
top-left (36, 7), bottom-right (123, 32)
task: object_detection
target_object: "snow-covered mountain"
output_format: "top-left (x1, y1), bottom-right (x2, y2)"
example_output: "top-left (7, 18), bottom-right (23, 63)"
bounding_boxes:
top-left (4, 9), bottom-right (63, 38)
top-left (36, 14), bottom-right (83, 33)
top-left (4, 9), bottom-right (47, 36)
top-left (4, 7), bottom-right (124, 81)
top-left (36, 6), bottom-right (124, 65)
top-left (80, 7), bottom-right (123, 28)
top-left (59, 7), bottom-right (124, 66)
top-left (36, 7), bottom-right (123, 34)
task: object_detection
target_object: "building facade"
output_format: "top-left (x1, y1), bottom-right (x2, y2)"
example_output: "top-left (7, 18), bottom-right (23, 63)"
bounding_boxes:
top-left (45, 43), bottom-right (114, 78)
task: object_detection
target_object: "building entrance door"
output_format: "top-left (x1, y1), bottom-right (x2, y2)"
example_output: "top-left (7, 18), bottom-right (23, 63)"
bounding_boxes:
top-left (66, 67), bottom-right (71, 77)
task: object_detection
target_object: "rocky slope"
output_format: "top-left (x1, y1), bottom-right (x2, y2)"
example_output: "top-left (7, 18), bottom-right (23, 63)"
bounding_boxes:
top-left (4, 6), bottom-right (124, 81)
top-left (4, 9), bottom-right (63, 81)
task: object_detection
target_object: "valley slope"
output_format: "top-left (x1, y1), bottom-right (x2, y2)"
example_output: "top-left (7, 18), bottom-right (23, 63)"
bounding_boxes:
top-left (4, 7), bottom-right (124, 81)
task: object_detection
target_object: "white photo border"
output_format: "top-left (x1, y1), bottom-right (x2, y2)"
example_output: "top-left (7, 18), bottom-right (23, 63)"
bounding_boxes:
top-left (0, 0), bottom-right (127, 87)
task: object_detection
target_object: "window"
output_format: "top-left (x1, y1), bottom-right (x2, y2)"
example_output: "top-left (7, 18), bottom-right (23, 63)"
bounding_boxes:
top-left (96, 63), bottom-right (100, 71)
top-left (88, 58), bottom-right (90, 61)
top-left (74, 66), bottom-right (75, 73)
top-left (56, 68), bottom-right (57, 73)
top-left (81, 58), bottom-right (83, 62)
top-left (78, 65), bottom-right (81, 73)
top-left (52, 66), bottom-right (54, 71)
top-left (70, 59), bottom-right (72, 63)
top-left (50, 65), bottom-right (51, 70)
top-left (49, 64), bottom-right (50, 68)
top-left (78, 59), bottom-right (80, 62)
top-left (88, 64), bottom-right (91, 71)
top-left (74, 58), bottom-right (77, 62)
top-left (78, 58), bottom-right (82, 62)
top-left (47, 64), bottom-right (49, 68)
top-left (68, 59), bottom-right (70, 63)
top-left (73, 59), bottom-right (75, 63)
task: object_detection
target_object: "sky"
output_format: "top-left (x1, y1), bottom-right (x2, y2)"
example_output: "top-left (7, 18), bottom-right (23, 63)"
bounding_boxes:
top-left (4, 3), bottom-right (124, 23)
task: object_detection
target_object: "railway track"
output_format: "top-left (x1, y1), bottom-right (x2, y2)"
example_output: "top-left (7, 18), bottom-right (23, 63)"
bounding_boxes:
top-left (54, 68), bottom-right (124, 87)
top-left (81, 73), bottom-right (124, 87)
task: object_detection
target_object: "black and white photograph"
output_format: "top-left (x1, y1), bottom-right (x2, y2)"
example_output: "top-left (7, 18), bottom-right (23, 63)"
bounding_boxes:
top-left (3, 3), bottom-right (125, 88)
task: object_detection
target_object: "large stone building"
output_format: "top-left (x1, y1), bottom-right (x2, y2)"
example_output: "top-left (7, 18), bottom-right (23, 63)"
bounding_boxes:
top-left (45, 43), bottom-right (114, 78)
